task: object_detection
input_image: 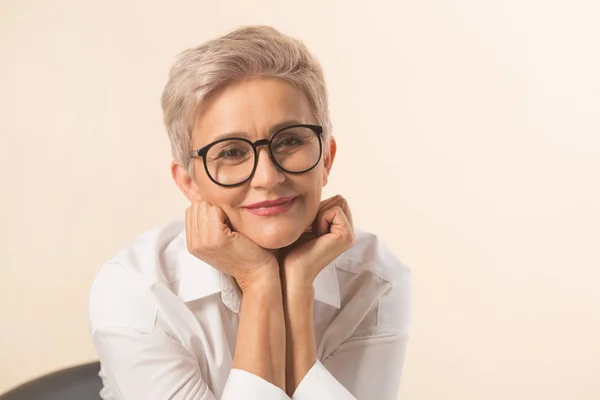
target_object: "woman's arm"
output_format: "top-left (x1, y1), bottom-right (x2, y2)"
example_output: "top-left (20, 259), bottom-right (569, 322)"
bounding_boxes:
top-left (93, 321), bottom-right (291, 400)
top-left (280, 196), bottom-right (411, 399)
top-left (234, 270), bottom-right (287, 391)
top-left (281, 277), bottom-right (317, 394)
top-left (185, 201), bottom-right (288, 392)
top-left (281, 275), bottom-right (410, 400)
top-left (278, 195), bottom-right (356, 398)
top-left (92, 201), bottom-right (290, 399)
top-left (91, 263), bottom-right (291, 400)
top-left (320, 329), bottom-right (409, 400)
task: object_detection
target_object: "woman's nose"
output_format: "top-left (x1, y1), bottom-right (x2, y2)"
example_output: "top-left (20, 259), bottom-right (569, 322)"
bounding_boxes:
top-left (250, 147), bottom-right (285, 189)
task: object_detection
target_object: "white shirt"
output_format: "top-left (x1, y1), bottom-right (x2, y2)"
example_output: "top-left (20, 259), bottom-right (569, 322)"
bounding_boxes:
top-left (89, 220), bottom-right (411, 400)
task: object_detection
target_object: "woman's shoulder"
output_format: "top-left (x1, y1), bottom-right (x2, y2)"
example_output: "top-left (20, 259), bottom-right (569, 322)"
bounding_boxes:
top-left (89, 220), bottom-right (186, 334)
top-left (334, 228), bottom-right (412, 287)
top-left (92, 220), bottom-right (185, 286)
top-left (328, 229), bottom-right (412, 337)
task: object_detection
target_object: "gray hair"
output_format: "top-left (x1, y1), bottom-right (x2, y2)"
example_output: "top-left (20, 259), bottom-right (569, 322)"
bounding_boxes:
top-left (160, 26), bottom-right (332, 175)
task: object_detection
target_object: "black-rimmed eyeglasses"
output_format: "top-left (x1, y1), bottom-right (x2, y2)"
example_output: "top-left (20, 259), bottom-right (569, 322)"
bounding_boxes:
top-left (189, 124), bottom-right (323, 187)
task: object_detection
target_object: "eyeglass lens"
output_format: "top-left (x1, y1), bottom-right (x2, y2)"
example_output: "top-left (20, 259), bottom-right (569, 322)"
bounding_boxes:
top-left (204, 126), bottom-right (321, 185)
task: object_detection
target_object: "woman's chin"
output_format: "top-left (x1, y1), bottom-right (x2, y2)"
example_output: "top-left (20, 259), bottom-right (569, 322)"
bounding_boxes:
top-left (245, 225), bottom-right (304, 250)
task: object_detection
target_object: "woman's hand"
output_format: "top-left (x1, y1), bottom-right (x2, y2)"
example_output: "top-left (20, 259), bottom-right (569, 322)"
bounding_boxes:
top-left (186, 201), bottom-right (287, 390)
top-left (278, 195), bottom-right (354, 394)
top-left (279, 195), bottom-right (355, 286)
top-left (185, 200), bottom-right (279, 292)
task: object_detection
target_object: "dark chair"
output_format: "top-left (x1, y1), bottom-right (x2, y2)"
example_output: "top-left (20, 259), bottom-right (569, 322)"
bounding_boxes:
top-left (0, 362), bottom-right (103, 400)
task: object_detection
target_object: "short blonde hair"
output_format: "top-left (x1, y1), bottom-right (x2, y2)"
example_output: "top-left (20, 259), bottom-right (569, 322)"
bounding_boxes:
top-left (161, 26), bottom-right (332, 174)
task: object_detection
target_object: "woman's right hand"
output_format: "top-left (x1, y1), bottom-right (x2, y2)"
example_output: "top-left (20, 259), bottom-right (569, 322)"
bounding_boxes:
top-left (185, 200), bottom-right (279, 292)
top-left (186, 201), bottom-right (287, 389)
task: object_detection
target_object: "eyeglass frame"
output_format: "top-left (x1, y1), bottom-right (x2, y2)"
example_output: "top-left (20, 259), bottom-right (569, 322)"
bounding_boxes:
top-left (189, 124), bottom-right (324, 187)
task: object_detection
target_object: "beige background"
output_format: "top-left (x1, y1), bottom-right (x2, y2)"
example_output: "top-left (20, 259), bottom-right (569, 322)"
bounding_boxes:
top-left (1, 0), bottom-right (599, 398)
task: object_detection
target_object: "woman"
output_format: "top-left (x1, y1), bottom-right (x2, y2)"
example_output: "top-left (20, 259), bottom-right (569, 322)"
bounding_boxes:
top-left (89, 26), bottom-right (411, 400)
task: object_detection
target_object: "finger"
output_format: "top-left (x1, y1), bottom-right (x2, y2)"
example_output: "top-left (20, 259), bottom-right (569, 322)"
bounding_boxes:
top-left (326, 195), bottom-right (351, 223)
top-left (316, 207), bottom-right (332, 237)
top-left (313, 196), bottom-right (340, 233)
top-left (187, 202), bottom-right (202, 250)
top-left (196, 201), bottom-right (207, 240)
top-left (189, 202), bottom-right (197, 235)
top-left (336, 197), bottom-right (353, 228)
top-left (317, 206), bottom-right (346, 236)
top-left (317, 195), bottom-right (339, 213)
top-left (309, 208), bottom-right (354, 268)
top-left (318, 195), bottom-right (353, 227)
top-left (207, 204), bottom-right (230, 237)
top-left (323, 210), bottom-right (353, 252)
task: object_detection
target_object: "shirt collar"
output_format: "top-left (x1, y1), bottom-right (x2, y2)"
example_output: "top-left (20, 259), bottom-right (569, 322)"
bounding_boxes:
top-left (176, 234), bottom-right (341, 312)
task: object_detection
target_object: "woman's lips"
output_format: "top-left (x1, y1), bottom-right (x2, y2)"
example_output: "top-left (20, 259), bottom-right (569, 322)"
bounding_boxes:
top-left (244, 197), bottom-right (296, 216)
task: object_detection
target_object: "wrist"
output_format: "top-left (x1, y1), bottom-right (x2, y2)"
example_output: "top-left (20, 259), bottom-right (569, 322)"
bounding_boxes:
top-left (281, 266), bottom-right (315, 292)
top-left (239, 274), bottom-right (284, 319)
top-left (282, 279), bottom-right (314, 316)
top-left (283, 280), bottom-right (314, 300)
top-left (237, 261), bottom-right (282, 295)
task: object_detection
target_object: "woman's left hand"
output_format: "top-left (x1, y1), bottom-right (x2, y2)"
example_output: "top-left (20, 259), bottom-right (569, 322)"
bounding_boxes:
top-left (279, 195), bottom-right (355, 286)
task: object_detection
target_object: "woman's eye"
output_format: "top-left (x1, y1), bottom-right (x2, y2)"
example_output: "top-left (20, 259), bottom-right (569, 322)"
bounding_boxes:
top-left (276, 136), bottom-right (303, 148)
top-left (218, 148), bottom-right (247, 159)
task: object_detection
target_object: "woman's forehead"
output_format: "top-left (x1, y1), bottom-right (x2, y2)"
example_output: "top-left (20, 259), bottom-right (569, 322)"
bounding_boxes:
top-left (192, 78), bottom-right (314, 145)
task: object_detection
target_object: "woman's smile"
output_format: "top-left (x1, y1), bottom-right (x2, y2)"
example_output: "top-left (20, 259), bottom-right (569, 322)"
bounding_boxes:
top-left (243, 196), bottom-right (297, 216)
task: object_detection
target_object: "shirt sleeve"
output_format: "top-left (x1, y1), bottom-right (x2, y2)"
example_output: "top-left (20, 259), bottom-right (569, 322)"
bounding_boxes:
top-left (291, 360), bottom-right (356, 400)
top-left (94, 325), bottom-right (290, 400)
top-left (292, 267), bottom-right (411, 400)
top-left (223, 369), bottom-right (290, 400)
top-left (290, 333), bottom-right (408, 400)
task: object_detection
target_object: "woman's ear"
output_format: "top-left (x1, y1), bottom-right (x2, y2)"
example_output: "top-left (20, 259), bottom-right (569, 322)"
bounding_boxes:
top-left (171, 160), bottom-right (202, 203)
top-left (322, 136), bottom-right (337, 187)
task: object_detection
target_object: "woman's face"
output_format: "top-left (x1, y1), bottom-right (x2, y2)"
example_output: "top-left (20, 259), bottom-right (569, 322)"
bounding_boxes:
top-left (174, 78), bottom-right (335, 249)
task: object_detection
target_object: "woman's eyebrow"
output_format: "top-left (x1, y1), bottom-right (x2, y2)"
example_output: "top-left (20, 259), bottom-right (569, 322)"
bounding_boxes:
top-left (210, 131), bottom-right (250, 141)
top-left (210, 119), bottom-right (304, 142)
top-left (269, 119), bottom-right (303, 133)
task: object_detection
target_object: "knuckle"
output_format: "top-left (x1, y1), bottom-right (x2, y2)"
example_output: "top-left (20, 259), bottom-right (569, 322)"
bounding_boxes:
top-left (348, 232), bottom-right (356, 247)
top-left (340, 225), bottom-right (355, 247)
top-left (342, 233), bottom-right (356, 249)
top-left (212, 236), bottom-right (227, 249)
top-left (187, 238), bottom-right (202, 255)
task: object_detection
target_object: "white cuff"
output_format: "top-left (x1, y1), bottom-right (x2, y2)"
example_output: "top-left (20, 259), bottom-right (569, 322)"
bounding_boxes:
top-left (292, 360), bottom-right (356, 400)
top-left (222, 368), bottom-right (290, 400)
